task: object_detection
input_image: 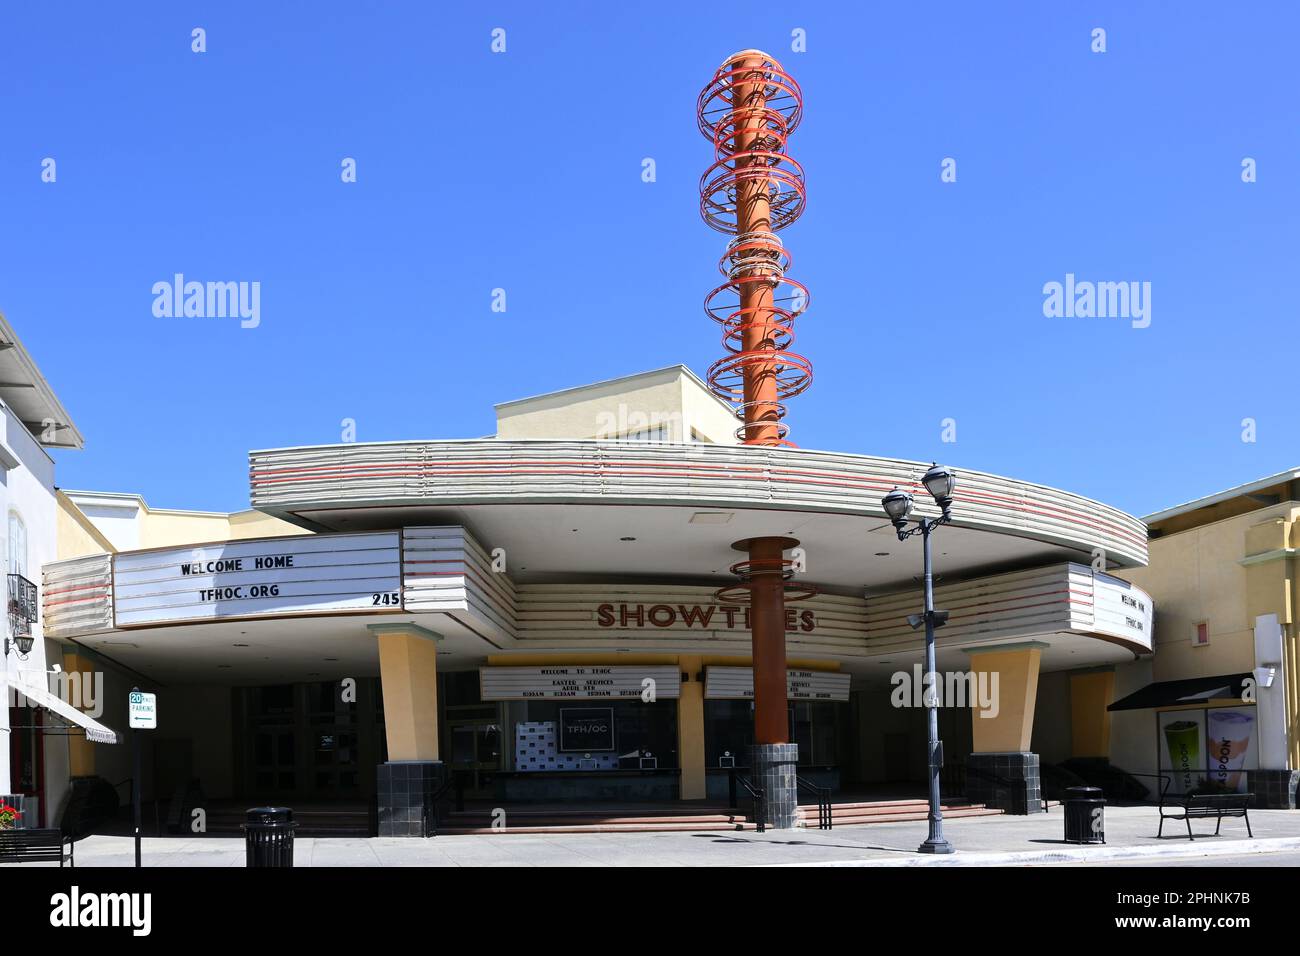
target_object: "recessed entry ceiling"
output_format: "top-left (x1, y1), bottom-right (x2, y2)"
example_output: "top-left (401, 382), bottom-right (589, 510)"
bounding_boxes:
top-left (292, 502), bottom-right (1092, 595)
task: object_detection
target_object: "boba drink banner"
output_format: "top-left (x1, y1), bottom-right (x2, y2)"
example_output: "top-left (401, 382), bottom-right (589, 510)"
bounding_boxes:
top-left (1158, 707), bottom-right (1257, 794)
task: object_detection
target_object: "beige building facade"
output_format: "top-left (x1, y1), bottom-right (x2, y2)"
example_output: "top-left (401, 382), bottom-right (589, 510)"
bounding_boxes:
top-left (1104, 471), bottom-right (1300, 808)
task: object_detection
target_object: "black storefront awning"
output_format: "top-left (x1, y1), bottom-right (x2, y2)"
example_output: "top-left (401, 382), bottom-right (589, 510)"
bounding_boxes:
top-left (1107, 673), bottom-right (1252, 712)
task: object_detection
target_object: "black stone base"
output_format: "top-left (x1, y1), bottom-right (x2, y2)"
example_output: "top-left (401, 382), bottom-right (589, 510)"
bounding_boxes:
top-left (966, 752), bottom-right (1042, 814)
top-left (1252, 769), bottom-right (1300, 809)
top-left (377, 761), bottom-right (444, 837)
top-left (751, 743), bottom-right (799, 829)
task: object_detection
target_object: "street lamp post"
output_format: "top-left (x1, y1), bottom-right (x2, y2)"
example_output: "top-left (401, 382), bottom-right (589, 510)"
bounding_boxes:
top-left (882, 464), bottom-right (957, 855)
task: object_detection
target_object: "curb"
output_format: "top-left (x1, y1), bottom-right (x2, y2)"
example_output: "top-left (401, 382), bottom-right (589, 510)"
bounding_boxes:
top-left (773, 836), bottom-right (1300, 867)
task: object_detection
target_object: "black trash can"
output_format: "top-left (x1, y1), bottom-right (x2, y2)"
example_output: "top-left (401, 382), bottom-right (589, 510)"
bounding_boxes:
top-left (1063, 786), bottom-right (1105, 844)
top-left (243, 807), bottom-right (297, 867)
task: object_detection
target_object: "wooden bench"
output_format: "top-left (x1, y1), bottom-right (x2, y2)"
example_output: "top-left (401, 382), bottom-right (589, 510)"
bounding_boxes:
top-left (1157, 780), bottom-right (1253, 840)
top-left (0, 828), bottom-right (75, 866)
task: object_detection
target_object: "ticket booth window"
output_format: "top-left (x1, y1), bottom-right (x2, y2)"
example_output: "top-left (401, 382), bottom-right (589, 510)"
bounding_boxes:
top-left (511, 700), bottom-right (677, 771)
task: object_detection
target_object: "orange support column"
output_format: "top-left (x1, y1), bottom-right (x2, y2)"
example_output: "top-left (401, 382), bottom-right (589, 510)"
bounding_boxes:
top-left (728, 535), bottom-right (806, 828)
top-left (748, 537), bottom-right (791, 744)
top-left (732, 53), bottom-right (783, 447)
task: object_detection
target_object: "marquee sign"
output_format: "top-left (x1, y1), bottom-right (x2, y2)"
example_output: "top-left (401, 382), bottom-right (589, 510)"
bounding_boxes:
top-left (705, 666), bottom-right (851, 702)
top-left (112, 532), bottom-right (402, 627)
top-left (1091, 573), bottom-right (1153, 647)
top-left (479, 665), bottom-right (681, 701)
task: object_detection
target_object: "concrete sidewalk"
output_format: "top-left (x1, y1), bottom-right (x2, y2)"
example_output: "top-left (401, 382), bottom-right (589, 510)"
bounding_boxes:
top-left (7, 805), bottom-right (1298, 867)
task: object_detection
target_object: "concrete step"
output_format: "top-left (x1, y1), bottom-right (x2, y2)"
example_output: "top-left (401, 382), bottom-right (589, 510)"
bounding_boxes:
top-left (440, 820), bottom-right (758, 835)
top-left (198, 797), bottom-right (1016, 836)
top-left (443, 811), bottom-right (748, 829)
top-left (441, 799), bottom-right (1005, 834)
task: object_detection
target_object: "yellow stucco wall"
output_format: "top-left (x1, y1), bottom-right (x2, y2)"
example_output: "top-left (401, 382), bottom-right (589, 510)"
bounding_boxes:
top-left (678, 373), bottom-right (742, 444)
top-left (1116, 505), bottom-right (1297, 682)
top-left (138, 508), bottom-right (301, 548)
top-left (134, 510), bottom-right (228, 548)
top-left (493, 366), bottom-right (739, 444)
top-left (58, 492), bottom-right (305, 557)
top-left (55, 491), bottom-right (115, 559)
top-left (225, 509), bottom-right (306, 540)
top-left (1069, 670), bottom-right (1115, 758)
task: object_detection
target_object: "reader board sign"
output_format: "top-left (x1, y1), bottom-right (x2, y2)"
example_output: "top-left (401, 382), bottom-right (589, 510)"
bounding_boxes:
top-left (112, 532), bottom-right (402, 627)
top-left (705, 667), bottom-right (851, 702)
top-left (479, 665), bottom-right (681, 701)
top-left (1092, 573), bottom-right (1154, 651)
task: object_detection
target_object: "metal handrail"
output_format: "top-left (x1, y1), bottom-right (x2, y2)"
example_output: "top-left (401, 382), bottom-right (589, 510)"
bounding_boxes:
top-left (422, 770), bottom-right (466, 837)
top-left (726, 766), bottom-right (766, 833)
top-left (795, 776), bottom-right (832, 830)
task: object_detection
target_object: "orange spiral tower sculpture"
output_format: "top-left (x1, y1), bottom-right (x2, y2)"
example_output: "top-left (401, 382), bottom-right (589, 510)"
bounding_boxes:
top-left (698, 51), bottom-right (813, 764)
top-left (698, 50), bottom-right (810, 447)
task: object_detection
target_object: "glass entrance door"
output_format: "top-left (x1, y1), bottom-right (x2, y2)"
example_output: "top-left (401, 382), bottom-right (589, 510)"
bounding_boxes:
top-left (251, 722), bottom-right (297, 796)
top-left (448, 720), bottom-right (501, 797)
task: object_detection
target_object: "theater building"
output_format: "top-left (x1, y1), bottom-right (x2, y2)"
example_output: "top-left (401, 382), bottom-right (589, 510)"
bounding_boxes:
top-left (37, 365), bottom-right (1159, 832)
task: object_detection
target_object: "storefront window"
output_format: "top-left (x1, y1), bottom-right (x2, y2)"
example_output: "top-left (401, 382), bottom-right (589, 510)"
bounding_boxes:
top-left (705, 700), bottom-right (752, 767)
top-left (511, 700), bottom-right (677, 771)
top-left (1157, 706), bottom-right (1259, 795)
top-left (8, 511), bottom-right (27, 578)
top-left (705, 700), bottom-right (843, 767)
top-left (251, 684), bottom-right (294, 716)
top-left (442, 671), bottom-right (497, 721)
top-left (443, 671), bottom-right (482, 707)
top-left (307, 680), bottom-right (356, 722)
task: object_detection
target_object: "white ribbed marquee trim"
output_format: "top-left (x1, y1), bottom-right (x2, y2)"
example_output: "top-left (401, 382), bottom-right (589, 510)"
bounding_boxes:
top-left (248, 440), bottom-right (1147, 567)
top-left (42, 524), bottom-right (1151, 658)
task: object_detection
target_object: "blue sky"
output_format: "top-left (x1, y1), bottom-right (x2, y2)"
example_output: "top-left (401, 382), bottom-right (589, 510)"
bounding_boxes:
top-left (1, 2), bottom-right (1296, 517)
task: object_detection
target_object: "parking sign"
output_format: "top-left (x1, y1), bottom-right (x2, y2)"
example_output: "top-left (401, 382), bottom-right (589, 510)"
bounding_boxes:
top-left (128, 690), bottom-right (157, 730)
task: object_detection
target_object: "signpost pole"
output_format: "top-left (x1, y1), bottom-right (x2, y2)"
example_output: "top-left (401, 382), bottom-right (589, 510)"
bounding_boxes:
top-left (128, 686), bottom-right (157, 868)
top-left (133, 722), bottom-right (142, 868)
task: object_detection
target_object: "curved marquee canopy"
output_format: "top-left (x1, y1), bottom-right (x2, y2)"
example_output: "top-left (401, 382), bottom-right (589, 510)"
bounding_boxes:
top-left (247, 440), bottom-right (1147, 595)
